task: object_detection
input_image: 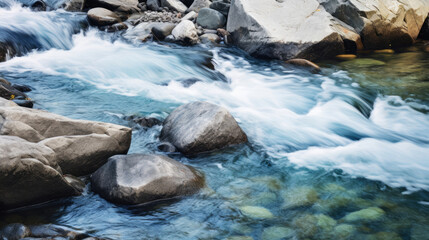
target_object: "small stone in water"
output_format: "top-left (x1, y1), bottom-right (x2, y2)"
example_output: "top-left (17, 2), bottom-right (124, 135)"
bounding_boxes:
top-left (367, 231), bottom-right (402, 240)
top-left (343, 207), bottom-right (385, 223)
top-left (239, 206), bottom-right (274, 219)
top-left (261, 226), bottom-right (294, 240)
top-left (282, 186), bottom-right (318, 209)
top-left (227, 236), bottom-right (254, 240)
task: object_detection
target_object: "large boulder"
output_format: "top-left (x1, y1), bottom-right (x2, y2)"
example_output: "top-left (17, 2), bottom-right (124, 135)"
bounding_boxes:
top-left (0, 136), bottom-right (79, 210)
top-left (91, 154), bottom-right (205, 204)
top-left (319, 0), bottom-right (429, 49)
top-left (227, 0), bottom-right (346, 61)
top-left (418, 15), bottom-right (429, 40)
top-left (196, 8), bottom-right (226, 29)
top-left (85, 0), bottom-right (139, 13)
top-left (160, 101), bottom-right (247, 155)
top-left (0, 98), bottom-right (132, 176)
top-left (171, 20), bottom-right (199, 45)
top-left (87, 7), bottom-right (121, 26)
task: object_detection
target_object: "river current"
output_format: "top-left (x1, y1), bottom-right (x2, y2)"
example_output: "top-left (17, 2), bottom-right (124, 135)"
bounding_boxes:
top-left (1, 1), bottom-right (429, 239)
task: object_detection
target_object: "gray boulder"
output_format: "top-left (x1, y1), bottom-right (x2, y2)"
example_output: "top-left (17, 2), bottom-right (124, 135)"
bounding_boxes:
top-left (87, 8), bottom-right (121, 26)
top-left (172, 20), bottom-right (199, 44)
top-left (160, 101), bottom-right (247, 155)
top-left (146, 0), bottom-right (161, 11)
top-left (0, 98), bottom-right (132, 176)
top-left (161, 0), bottom-right (187, 12)
top-left (152, 23), bottom-right (176, 40)
top-left (85, 0), bottom-right (139, 13)
top-left (0, 136), bottom-right (79, 210)
top-left (187, 0), bottom-right (211, 12)
top-left (197, 8), bottom-right (226, 29)
top-left (319, 0), bottom-right (429, 49)
top-left (91, 154), bottom-right (204, 204)
top-left (209, 0), bottom-right (229, 16)
top-left (227, 0), bottom-right (345, 61)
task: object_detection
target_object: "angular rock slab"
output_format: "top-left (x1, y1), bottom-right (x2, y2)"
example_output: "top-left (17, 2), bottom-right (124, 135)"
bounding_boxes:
top-left (160, 101), bottom-right (247, 155)
top-left (320, 0), bottom-right (429, 49)
top-left (0, 136), bottom-right (79, 210)
top-left (227, 0), bottom-right (346, 61)
top-left (0, 98), bottom-right (132, 176)
top-left (91, 154), bottom-right (204, 204)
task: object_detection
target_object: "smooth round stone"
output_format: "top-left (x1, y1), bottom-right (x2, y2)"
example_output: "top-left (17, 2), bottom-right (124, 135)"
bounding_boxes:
top-left (261, 226), bottom-right (294, 240)
top-left (196, 8), bottom-right (226, 29)
top-left (87, 8), bottom-right (120, 27)
top-left (282, 186), bottom-right (318, 209)
top-left (343, 207), bottom-right (385, 223)
top-left (239, 206), bottom-right (274, 219)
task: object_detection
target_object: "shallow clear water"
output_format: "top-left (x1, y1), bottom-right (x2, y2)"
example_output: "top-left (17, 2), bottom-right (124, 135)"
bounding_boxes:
top-left (1, 2), bottom-right (429, 240)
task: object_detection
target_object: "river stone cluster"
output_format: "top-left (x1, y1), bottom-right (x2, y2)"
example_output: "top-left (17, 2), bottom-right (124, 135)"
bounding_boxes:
top-left (0, 76), bottom-right (247, 209)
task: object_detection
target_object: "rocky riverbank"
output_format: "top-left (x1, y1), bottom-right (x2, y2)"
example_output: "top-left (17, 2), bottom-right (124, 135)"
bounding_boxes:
top-left (2, 0), bottom-right (429, 62)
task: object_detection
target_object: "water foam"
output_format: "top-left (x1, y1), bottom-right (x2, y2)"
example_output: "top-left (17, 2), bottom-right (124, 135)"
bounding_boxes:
top-left (1, 32), bottom-right (429, 192)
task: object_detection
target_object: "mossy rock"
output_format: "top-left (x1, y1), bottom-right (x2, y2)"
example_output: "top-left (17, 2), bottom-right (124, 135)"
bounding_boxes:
top-left (282, 186), bottom-right (318, 209)
top-left (334, 224), bottom-right (356, 239)
top-left (343, 207), bottom-right (385, 223)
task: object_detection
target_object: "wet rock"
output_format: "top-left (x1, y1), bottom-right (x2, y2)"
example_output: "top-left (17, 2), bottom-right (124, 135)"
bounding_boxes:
top-left (0, 223), bottom-right (30, 240)
top-left (171, 20), bottom-right (199, 45)
top-left (285, 59), bottom-right (320, 72)
top-left (227, 0), bottom-right (345, 61)
top-left (200, 33), bottom-right (221, 43)
top-left (62, 0), bottom-right (85, 11)
top-left (0, 43), bottom-right (16, 63)
top-left (343, 207), bottom-right (385, 223)
top-left (181, 10), bottom-right (197, 21)
top-left (29, 225), bottom-right (71, 238)
top-left (0, 82), bottom-right (29, 102)
top-left (0, 98), bottom-right (132, 176)
top-left (197, 8), bottom-right (226, 29)
top-left (147, 0), bottom-right (161, 11)
top-left (187, 0), bottom-right (211, 12)
top-left (161, 0), bottom-right (187, 12)
top-left (85, 0), bottom-right (139, 13)
top-left (0, 135), bottom-right (80, 210)
top-left (160, 101), bottom-right (247, 155)
top-left (157, 142), bottom-right (177, 152)
top-left (12, 84), bottom-right (32, 92)
top-left (0, 78), bottom-right (11, 86)
top-left (293, 214), bottom-right (336, 239)
top-left (261, 226), bottom-right (294, 240)
top-left (91, 154), bottom-right (205, 204)
top-left (12, 99), bottom-right (34, 108)
top-left (152, 23), bottom-right (176, 40)
top-left (103, 22), bottom-right (128, 32)
top-left (210, 0), bottom-right (230, 16)
top-left (227, 237), bottom-right (253, 240)
top-left (320, 0), bottom-right (429, 49)
top-left (24, 0), bottom-right (46, 11)
top-left (239, 206), bottom-right (274, 219)
top-left (127, 115), bottom-right (162, 128)
top-left (282, 186), bottom-right (318, 209)
top-left (87, 8), bottom-right (121, 27)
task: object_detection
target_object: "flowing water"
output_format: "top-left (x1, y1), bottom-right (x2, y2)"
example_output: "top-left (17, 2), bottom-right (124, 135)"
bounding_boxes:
top-left (1, 1), bottom-right (429, 239)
